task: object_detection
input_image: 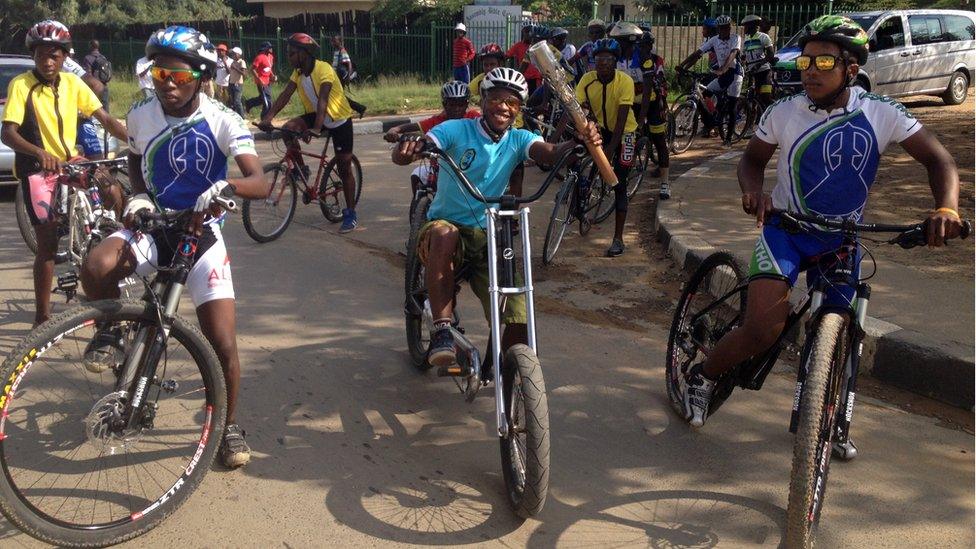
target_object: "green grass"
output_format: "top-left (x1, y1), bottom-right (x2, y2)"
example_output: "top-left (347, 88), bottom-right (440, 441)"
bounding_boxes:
top-left (106, 73), bottom-right (442, 121)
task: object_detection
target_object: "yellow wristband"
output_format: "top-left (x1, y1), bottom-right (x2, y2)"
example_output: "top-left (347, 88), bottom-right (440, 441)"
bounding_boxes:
top-left (935, 207), bottom-right (960, 218)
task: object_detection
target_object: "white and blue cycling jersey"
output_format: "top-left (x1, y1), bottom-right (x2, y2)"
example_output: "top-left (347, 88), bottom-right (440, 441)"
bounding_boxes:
top-left (756, 87), bottom-right (921, 221)
top-left (426, 118), bottom-right (541, 228)
top-left (126, 94), bottom-right (256, 211)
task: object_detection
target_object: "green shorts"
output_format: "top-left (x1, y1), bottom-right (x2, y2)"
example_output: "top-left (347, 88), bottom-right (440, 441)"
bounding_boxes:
top-left (417, 219), bottom-right (527, 325)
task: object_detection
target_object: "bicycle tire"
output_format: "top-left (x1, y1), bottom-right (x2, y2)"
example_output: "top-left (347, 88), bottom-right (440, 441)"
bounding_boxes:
top-left (626, 136), bottom-right (650, 199)
top-left (591, 173), bottom-right (617, 225)
top-left (242, 163), bottom-right (298, 243)
top-left (15, 183), bottom-right (38, 255)
top-left (665, 251), bottom-right (747, 419)
top-left (732, 98), bottom-right (753, 142)
top-left (319, 155), bottom-right (363, 223)
top-left (541, 177), bottom-right (574, 266)
top-left (404, 196), bottom-right (434, 371)
top-left (500, 344), bottom-right (550, 519)
top-left (669, 102), bottom-right (698, 155)
top-left (786, 312), bottom-right (849, 549)
top-left (0, 299), bottom-right (227, 547)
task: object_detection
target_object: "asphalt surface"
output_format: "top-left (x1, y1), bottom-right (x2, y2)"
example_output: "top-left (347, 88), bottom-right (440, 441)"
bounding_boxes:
top-left (0, 135), bottom-right (971, 547)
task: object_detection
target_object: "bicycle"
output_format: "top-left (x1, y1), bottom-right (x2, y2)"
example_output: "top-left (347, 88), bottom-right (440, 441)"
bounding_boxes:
top-left (241, 125), bottom-right (363, 242)
top-left (0, 195), bottom-right (238, 547)
top-left (668, 68), bottom-right (743, 154)
top-left (541, 150), bottom-right (601, 265)
top-left (664, 209), bottom-right (971, 548)
top-left (14, 158), bottom-right (131, 300)
top-left (403, 139), bottom-right (555, 519)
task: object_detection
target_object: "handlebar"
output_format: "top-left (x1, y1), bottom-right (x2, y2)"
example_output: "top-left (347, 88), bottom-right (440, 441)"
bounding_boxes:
top-left (771, 208), bottom-right (971, 249)
top-left (61, 157), bottom-right (128, 175)
top-left (130, 195), bottom-right (237, 233)
top-left (254, 123), bottom-right (324, 140)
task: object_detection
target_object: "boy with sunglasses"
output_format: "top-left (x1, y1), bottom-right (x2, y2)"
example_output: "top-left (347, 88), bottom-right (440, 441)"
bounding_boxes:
top-left (258, 33), bottom-right (360, 233)
top-left (1, 20), bottom-right (127, 327)
top-left (80, 26), bottom-right (270, 468)
top-left (680, 16), bottom-right (964, 429)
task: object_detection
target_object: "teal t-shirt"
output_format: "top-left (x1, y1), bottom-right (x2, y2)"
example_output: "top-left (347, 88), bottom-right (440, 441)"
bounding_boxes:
top-left (426, 118), bottom-right (541, 228)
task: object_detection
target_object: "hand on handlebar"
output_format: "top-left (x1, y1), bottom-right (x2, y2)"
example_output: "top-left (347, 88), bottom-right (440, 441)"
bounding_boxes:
top-left (300, 128), bottom-right (320, 143)
top-left (396, 133), bottom-right (429, 159)
top-left (925, 209), bottom-right (964, 247)
top-left (742, 191), bottom-right (774, 227)
top-left (383, 128), bottom-right (400, 143)
top-left (37, 149), bottom-right (61, 173)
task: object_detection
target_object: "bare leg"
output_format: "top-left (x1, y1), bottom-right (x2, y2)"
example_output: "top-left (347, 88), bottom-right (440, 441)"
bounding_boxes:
top-left (425, 224), bottom-right (459, 322)
top-left (81, 236), bottom-right (138, 300)
top-left (196, 299), bottom-right (242, 424)
top-left (33, 222), bottom-right (59, 326)
top-left (336, 153), bottom-right (357, 210)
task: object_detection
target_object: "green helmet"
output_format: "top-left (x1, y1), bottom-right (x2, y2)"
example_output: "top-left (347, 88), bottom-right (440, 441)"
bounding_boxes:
top-left (799, 15), bottom-right (869, 65)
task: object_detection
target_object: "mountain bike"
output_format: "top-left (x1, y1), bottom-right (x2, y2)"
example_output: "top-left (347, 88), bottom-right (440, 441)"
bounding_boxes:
top-left (241, 125), bottom-right (363, 242)
top-left (403, 139), bottom-right (556, 519)
top-left (14, 158), bottom-right (131, 300)
top-left (0, 196), bottom-right (238, 547)
top-left (668, 69), bottom-right (744, 154)
top-left (664, 209), bottom-right (971, 548)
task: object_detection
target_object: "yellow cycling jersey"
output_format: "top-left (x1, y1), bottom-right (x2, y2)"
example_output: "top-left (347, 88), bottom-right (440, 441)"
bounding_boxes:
top-left (289, 59), bottom-right (353, 126)
top-left (3, 71), bottom-right (101, 176)
top-left (576, 70), bottom-right (637, 134)
top-left (468, 71), bottom-right (523, 129)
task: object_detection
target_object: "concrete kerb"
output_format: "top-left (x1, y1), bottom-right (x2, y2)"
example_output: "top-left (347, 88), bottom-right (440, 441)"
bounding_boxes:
top-left (654, 153), bottom-right (975, 410)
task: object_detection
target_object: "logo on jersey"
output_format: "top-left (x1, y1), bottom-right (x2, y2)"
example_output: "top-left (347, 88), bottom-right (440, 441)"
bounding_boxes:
top-left (795, 113), bottom-right (878, 218)
top-left (459, 148), bottom-right (476, 170)
top-left (148, 121), bottom-right (228, 210)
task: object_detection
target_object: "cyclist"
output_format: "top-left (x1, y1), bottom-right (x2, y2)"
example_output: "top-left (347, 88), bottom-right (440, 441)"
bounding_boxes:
top-left (1, 20), bottom-right (127, 327)
top-left (259, 33), bottom-right (360, 233)
top-left (79, 26), bottom-right (269, 467)
top-left (549, 27), bottom-right (576, 69)
top-left (636, 29), bottom-right (671, 200)
top-left (576, 38), bottom-right (638, 257)
top-left (470, 44), bottom-right (526, 197)
top-left (569, 19), bottom-right (607, 79)
top-left (741, 14), bottom-right (776, 111)
top-left (677, 14), bottom-right (742, 146)
top-left (392, 67), bottom-right (601, 368)
top-left (680, 16), bottom-right (963, 428)
top-left (506, 25), bottom-right (543, 94)
top-left (383, 81), bottom-right (479, 194)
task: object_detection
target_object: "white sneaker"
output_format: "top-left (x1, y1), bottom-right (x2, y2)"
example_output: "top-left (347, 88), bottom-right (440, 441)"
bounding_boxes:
top-left (659, 181), bottom-right (671, 200)
top-left (683, 367), bottom-right (716, 428)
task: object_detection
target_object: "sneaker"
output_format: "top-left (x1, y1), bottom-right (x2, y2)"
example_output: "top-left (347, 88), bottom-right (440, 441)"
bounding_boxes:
top-left (428, 327), bottom-right (457, 368)
top-left (220, 423), bottom-right (251, 468)
top-left (83, 323), bottom-right (124, 374)
top-left (339, 208), bottom-right (358, 233)
top-left (722, 138), bottom-right (733, 149)
top-left (684, 365), bottom-right (716, 428)
top-left (606, 238), bottom-right (625, 257)
top-left (659, 181), bottom-right (671, 200)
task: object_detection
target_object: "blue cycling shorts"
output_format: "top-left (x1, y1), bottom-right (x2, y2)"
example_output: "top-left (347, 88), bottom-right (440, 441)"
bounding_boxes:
top-left (747, 218), bottom-right (860, 310)
top-left (77, 119), bottom-right (103, 157)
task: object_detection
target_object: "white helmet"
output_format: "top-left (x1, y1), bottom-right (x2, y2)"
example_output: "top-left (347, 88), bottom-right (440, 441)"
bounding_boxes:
top-left (441, 80), bottom-right (470, 100)
top-left (741, 14), bottom-right (762, 25)
top-left (455, 23), bottom-right (466, 32)
top-left (480, 67), bottom-right (528, 102)
top-left (715, 15), bottom-right (733, 26)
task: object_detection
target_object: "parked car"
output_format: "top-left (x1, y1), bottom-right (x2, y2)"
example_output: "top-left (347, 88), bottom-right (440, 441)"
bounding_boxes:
top-left (773, 9), bottom-right (976, 104)
top-left (0, 54), bottom-right (121, 187)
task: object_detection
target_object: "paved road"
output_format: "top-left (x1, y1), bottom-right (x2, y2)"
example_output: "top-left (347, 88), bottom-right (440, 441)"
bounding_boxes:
top-left (0, 135), bottom-right (971, 547)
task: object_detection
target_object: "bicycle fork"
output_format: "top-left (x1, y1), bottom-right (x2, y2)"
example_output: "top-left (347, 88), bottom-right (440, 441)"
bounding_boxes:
top-left (486, 205), bottom-right (538, 438)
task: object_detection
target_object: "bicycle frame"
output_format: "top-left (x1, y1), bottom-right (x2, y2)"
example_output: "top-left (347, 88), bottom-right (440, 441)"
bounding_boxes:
top-left (280, 134), bottom-right (334, 195)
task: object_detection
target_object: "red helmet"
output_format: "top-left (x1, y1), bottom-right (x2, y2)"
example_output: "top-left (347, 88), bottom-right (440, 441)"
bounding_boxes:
top-left (287, 33), bottom-right (319, 54)
top-left (479, 43), bottom-right (504, 60)
top-left (26, 20), bottom-right (71, 52)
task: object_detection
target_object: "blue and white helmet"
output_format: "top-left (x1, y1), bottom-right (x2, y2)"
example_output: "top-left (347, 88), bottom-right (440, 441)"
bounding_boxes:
top-left (146, 26), bottom-right (219, 77)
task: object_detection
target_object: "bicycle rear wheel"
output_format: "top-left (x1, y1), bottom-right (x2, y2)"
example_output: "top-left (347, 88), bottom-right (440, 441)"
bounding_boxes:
top-left (542, 176), bottom-right (575, 265)
top-left (590, 170), bottom-right (617, 225)
top-left (626, 136), bottom-right (650, 199)
top-left (242, 163), bottom-right (298, 243)
top-left (669, 102), bottom-right (698, 155)
top-left (786, 312), bottom-right (849, 549)
top-left (0, 299), bottom-right (226, 547)
top-left (665, 251), bottom-right (747, 418)
top-left (500, 344), bottom-right (550, 519)
top-left (319, 155), bottom-right (363, 223)
top-left (404, 197), bottom-right (434, 371)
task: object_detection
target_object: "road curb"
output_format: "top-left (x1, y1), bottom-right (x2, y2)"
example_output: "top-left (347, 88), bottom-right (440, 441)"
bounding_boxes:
top-left (253, 114), bottom-right (429, 140)
top-left (654, 154), bottom-right (975, 410)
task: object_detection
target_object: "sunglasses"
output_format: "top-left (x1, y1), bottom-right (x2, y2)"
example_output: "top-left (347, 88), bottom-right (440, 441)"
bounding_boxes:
top-left (484, 96), bottom-right (522, 109)
top-left (795, 54), bottom-right (846, 72)
top-left (150, 66), bottom-right (202, 85)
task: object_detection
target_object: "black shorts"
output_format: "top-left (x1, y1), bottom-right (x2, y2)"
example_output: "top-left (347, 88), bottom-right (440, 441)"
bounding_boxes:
top-left (299, 114), bottom-right (354, 155)
top-left (751, 70), bottom-right (772, 91)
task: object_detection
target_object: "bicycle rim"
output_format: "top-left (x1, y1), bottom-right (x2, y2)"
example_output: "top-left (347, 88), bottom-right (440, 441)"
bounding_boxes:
top-left (542, 179), bottom-right (573, 265)
top-left (670, 103), bottom-right (697, 154)
top-left (0, 301), bottom-right (226, 546)
top-left (319, 156), bottom-right (362, 223)
top-left (243, 164), bottom-right (297, 242)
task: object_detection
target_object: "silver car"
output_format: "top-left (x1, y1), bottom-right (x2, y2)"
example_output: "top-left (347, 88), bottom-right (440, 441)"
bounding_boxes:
top-left (774, 9), bottom-right (976, 104)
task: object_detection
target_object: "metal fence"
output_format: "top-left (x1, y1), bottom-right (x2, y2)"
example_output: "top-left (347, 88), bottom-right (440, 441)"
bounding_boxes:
top-left (91, 2), bottom-right (831, 82)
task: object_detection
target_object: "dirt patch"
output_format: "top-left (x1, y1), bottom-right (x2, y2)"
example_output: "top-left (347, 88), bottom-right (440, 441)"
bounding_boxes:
top-left (864, 94), bottom-right (975, 277)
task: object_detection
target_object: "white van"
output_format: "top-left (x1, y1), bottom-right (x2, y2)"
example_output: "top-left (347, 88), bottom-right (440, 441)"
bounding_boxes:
top-left (773, 10), bottom-right (976, 104)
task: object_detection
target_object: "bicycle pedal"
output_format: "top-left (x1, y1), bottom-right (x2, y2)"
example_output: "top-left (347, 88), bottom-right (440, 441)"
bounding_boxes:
top-left (301, 191), bottom-right (313, 205)
top-left (54, 251), bottom-right (70, 265)
top-left (437, 363), bottom-right (472, 377)
top-left (56, 271), bottom-right (79, 301)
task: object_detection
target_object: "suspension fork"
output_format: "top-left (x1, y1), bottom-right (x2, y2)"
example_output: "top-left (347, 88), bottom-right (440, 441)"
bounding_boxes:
top-left (835, 283), bottom-right (870, 445)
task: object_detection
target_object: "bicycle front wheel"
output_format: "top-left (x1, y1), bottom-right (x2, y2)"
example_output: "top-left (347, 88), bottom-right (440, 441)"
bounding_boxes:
top-left (786, 312), bottom-right (849, 549)
top-left (500, 344), bottom-right (550, 519)
top-left (669, 102), bottom-right (698, 155)
top-left (319, 155), bottom-right (363, 223)
top-left (0, 299), bottom-right (227, 547)
top-left (665, 251), bottom-right (746, 419)
top-left (242, 163), bottom-right (298, 243)
top-left (542, 176), bottom-right (574, 265)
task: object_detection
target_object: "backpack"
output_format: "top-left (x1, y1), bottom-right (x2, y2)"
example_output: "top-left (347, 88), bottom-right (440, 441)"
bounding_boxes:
top-left (90, 54), bottom-right (113, 83)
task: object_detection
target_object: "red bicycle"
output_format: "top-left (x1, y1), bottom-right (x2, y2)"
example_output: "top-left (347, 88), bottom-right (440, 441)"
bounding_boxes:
top-left (242, 125), bottom-right (363, 242)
